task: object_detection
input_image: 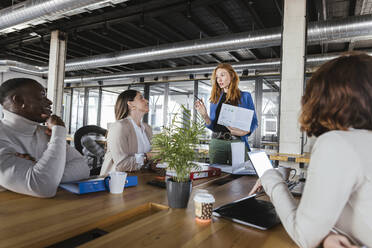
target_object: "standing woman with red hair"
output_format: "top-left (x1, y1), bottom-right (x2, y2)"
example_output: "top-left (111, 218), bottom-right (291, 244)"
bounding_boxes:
top-left (250, 52), bottom-right (372, 248)
top-left (195, 63), bottom-right (258, 165)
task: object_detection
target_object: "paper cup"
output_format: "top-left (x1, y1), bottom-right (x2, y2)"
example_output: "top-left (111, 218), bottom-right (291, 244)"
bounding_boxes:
top-left (194, 193), bottom-right (215, 223)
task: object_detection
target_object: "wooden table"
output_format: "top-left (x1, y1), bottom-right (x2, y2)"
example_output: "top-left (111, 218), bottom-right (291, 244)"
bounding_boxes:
top-left (0, 173), bottom-right (298, 248)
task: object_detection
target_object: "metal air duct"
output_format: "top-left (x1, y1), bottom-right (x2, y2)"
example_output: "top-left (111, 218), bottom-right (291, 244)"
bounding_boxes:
top-left (0, 0), bottom-right (129, 34)
top-left (64, 51), bottom-right (372, 84)
top-left (51, 14), bottom-right (372, 72)
top-left (0, 60), bottom-right (45, 75)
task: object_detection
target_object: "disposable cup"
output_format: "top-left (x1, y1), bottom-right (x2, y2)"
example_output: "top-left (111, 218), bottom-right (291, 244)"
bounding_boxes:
top-left (194, 193), bottom-right (215, 223)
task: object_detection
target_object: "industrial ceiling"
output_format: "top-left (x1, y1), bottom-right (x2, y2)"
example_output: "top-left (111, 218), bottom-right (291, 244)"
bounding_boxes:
top-left (0, 0), bottom-right (371, 81)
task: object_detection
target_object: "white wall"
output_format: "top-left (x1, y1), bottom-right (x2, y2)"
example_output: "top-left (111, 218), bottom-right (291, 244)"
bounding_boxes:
top-left (0, 71), bottom-right (47, 87)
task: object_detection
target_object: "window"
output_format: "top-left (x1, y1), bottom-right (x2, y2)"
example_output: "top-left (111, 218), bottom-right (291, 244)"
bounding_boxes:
top-left (70, 88), bottom-right (85, 134)
top-left (87, 88), bottom-right (100, 125)
top-left (100, 90), bottom-right (118, 130)
top-left (149, 85), bottom-right (164, 133)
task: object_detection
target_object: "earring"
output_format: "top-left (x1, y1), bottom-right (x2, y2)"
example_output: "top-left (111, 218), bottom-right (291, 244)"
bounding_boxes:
top-left (21, 104), bottom-right (25, 109)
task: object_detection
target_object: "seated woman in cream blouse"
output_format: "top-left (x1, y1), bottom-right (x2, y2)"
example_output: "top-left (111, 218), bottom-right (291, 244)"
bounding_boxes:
top-left (100, 90), bottom-right (152, 175)
top-left (250, 52), bottom-right (372, 248)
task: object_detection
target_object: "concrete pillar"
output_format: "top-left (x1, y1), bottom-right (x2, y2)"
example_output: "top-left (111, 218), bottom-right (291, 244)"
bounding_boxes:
top-left (279, 0), bottom-right (306, 155)
top-left (47, 30), bottom-right (67, 116)
top-left (254, 78), bottom-right (263, 148)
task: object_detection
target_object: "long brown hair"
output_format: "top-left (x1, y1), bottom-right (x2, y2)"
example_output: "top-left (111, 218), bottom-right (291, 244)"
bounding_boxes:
top-left (299, 52), bottom-right (372, 137)
top-left (114, 89), bottom-right (138, 120)
top-left (209, 63), bottom-right (241, 105)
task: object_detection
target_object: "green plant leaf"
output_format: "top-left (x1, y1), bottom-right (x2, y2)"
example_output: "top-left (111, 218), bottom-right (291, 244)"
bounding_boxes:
top-left (152, 105), bottom-right (206, 182)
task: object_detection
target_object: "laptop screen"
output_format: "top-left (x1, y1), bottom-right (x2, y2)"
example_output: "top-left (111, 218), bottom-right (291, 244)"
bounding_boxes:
top-left (248, 151), bottom-right (273, 177)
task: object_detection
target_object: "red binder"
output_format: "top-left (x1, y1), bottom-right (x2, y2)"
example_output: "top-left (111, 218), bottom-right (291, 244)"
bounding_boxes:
top-left (190, 167), bottom-right (221, 180)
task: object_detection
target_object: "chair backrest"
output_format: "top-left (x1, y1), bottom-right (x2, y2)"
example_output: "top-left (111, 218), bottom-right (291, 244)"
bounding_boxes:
top-left (74, 125), bottom-right (107, 155)
top-left (74, 125), bottom-right (107, 176)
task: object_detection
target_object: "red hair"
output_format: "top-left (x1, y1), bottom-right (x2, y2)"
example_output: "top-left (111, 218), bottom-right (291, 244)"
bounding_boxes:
top-left (209, 64), bottom-right (241, 105)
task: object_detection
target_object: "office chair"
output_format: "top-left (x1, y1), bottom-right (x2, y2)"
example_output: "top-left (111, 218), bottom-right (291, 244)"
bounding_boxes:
top-left (74, 125), bottom-right (107, 176)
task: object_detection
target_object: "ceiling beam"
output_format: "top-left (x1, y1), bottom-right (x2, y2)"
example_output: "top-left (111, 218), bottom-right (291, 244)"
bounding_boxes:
top-left (273, 0), bottom-right (283, 17)
top-left (181, 11), bottom-right (241, 62)
top-left (236, 0), bottom-right (279, 58)
top-left (0, 0), bottom-right (225, 48)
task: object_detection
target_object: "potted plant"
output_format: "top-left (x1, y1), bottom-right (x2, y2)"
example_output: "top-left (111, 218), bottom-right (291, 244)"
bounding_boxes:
top-left (152, 105), bottom-right (205, 208)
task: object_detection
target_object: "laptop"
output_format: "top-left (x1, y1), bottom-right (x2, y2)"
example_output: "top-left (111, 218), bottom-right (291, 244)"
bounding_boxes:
top-left (247, 150), bottom-right (274, 177)
top-left (210, 160), bottom-right (256, 175)
top-left (249, 150), bottom-right (304, 196)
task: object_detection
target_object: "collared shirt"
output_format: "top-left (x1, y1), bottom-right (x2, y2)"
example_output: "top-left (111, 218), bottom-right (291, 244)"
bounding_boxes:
top-left (128, 117), bottom-right (151, 154)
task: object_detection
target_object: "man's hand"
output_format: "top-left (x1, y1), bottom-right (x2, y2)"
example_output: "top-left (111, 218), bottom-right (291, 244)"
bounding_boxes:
top-left (323, 234), bottom-right (359, 248)
top-left (15, 153), bottom-right (36, 162)
top-left (226, 126), bottom-right (250, 137)
top-left (45, 115), bottom-right (65, 136)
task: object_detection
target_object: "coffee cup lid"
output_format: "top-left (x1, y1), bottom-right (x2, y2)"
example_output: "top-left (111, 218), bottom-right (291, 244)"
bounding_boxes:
top-left (194, 193), bottom-right (215, 203)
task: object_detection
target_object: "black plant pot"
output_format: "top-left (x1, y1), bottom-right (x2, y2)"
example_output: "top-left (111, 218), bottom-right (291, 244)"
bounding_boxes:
top-left (166, 178), bottom-right (192, 208)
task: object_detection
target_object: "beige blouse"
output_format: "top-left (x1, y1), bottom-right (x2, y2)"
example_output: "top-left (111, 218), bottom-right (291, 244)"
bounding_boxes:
top-left (261, 129), bottom-right (372, 248)
top-left (100, 118), bottom-right (152, 175)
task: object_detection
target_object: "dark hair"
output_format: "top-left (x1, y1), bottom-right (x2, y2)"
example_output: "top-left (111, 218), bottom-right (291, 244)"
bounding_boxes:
top-left (299, 51), bottom-right (372, 137)
top-left (0, 78), bottom-right (38, 104)
top-left (115, 89), bottom-right (138, 120)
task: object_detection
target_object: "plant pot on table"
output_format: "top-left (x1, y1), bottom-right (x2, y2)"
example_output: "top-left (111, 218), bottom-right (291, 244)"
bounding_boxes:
top-left (166, 178), bottom-right (192, 208)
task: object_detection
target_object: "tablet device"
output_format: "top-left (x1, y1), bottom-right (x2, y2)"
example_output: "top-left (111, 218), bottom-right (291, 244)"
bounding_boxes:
top-left (247, 151), bottom-right (273, 177)
top-left (213, 195), bottom-right (280, 230)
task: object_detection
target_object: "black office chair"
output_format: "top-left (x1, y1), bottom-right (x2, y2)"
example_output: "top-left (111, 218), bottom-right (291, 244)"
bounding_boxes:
top-left (74, 125), bottom-right (107, 176)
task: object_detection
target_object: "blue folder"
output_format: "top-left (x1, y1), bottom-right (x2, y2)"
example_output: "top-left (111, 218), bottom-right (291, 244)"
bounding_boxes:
top-left (59, 176), bottom-right (138, 194)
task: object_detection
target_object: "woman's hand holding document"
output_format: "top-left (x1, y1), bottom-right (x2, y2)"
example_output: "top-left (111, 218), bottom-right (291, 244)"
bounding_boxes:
top-left (217, 104), bottom-right (254, 132)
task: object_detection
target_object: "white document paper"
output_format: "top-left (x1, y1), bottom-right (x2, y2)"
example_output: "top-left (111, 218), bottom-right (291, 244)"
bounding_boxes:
top-left (217, 104), bottom-right (254, 132)
top-left (231, 142), bottom-right (245, 166)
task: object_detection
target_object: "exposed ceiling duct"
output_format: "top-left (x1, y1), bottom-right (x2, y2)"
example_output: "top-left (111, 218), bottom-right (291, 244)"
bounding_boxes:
top-left (3, 14), bottom-right (372, 79)
top-left (64, 51), bottom-right (369, 84)
top-left (45, 14), bottom-right (372, 72)
top-left (0, 0), bottom-right (129, 34)
top-left (0, 60), bottom-right (44, 75)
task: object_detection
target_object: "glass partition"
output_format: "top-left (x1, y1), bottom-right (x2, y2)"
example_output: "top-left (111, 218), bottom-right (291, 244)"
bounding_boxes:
top-left (87, 88), bottom-right (100, 125)
top-left (262, 89), bottom-right (279, 139)
top-left (168, 81), bottom-right (194, 126)
top-left (100, 90), bottom-right (118, 130)
top-left (62, 89), bottom-right (72, 132)
top-left (70, 88), bottom-right (85, 134)
top-left (148, 84), bottom-right (164, 133)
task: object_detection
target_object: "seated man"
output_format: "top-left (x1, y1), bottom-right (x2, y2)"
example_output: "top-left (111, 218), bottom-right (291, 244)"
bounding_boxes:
top-left (0, 78), bottom-right (89, 197)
